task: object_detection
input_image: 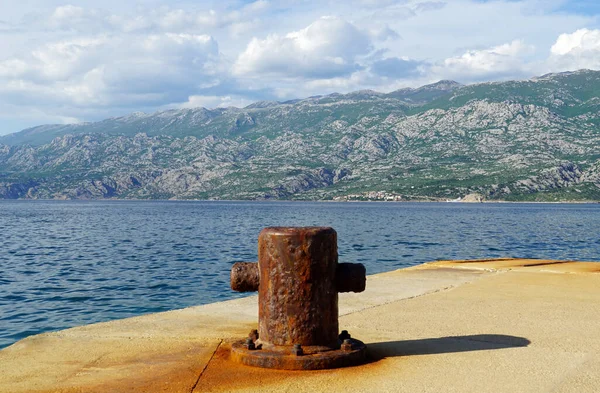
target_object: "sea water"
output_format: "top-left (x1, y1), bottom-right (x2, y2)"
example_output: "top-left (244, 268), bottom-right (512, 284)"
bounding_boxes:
top-left (1, 200), bottom-right (599, 349)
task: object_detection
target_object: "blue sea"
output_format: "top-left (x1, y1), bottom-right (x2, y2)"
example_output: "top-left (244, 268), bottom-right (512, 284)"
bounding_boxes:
top-left (1, 200), bottom-right (600, 349)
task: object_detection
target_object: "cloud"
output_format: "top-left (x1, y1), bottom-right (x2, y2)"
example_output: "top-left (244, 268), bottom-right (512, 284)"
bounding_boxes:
top-left (243, 0), bottom-right (270, 13)
top-left (35, 3), bottom-right (272, 35)
top-left (302, 70), bottom-right (376, 92)
top-left (414, 1), bottom-right (447, 12)
top-left (0, 33), bottom-right (222, 111)
top-left (431, 39), bottom-right (535, 81)
top-left (173, 95), bottom-right (254, 109)
top-left (369, 25), bottom-right (401, 42)
top-left (2, 37), bottom-right (107, 82)
top-left (49, 5), bottom-right (93, 28)
top-left (234, 16), bottom-right (372, 79)
top-left (356, 0), bottom-right (398, 5)
top-left (548, 28), bottom-right (600, 70)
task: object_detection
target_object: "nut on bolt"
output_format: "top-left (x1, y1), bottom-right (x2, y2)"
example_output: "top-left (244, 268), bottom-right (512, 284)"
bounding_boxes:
top-left (341, 339), bottom-right (353, 352)
top-left (291, 344), bottom-right (304, 356)
top-left (339, 330), bottom-right (351, 341)
top-left (249, 329), bottom-right (259, 341)
top-left (244, 337), bottom-right (256, 350)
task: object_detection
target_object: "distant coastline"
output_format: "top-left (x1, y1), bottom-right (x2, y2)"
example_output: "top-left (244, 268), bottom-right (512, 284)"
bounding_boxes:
top-left (1, 197), bottom-right (598, 204)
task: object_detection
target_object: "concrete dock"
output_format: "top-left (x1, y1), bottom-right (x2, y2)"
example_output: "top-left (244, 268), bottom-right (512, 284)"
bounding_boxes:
top-left (1, 258), bottom-right (599, 392)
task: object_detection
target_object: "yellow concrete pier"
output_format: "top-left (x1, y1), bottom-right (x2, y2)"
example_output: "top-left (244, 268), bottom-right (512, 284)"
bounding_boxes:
top-left (1, 258), bottom-right (599, 392)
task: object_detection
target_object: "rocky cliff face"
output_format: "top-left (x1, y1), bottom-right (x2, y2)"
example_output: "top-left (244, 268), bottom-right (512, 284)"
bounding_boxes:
top-left (1, 70), bottom-right (599, 201)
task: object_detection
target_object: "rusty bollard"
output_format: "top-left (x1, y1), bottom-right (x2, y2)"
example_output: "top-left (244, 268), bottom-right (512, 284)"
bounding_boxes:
top-left (229, 227), bottom-right (367, 370)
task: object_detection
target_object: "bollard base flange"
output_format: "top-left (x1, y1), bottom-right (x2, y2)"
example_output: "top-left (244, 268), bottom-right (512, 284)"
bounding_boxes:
top-left (230, 339), bottom-right (367, 370)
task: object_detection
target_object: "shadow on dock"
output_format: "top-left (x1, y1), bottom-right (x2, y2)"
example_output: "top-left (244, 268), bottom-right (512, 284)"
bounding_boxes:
top-left (367, 334), bottom-right (531, 360)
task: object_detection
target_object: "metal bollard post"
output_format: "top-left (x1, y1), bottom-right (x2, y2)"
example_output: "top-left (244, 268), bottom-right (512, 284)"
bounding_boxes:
top-left (229, 227), bottom-right (367, 370)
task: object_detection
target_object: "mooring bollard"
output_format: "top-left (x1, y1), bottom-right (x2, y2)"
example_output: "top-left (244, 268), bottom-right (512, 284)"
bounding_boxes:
top-left (230, 226), bottom-right (367, 370)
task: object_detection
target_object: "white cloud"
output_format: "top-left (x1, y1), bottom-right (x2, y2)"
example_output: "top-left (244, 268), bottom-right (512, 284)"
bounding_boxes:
top-left (431, 40), bottom-right (535, 81)
top-left (32, 37), bottom-right (106, 81)
top-left (356, 0), bottom-right (398, 6)
top-left (368, 0), bottom-right (590, 64)
top-left (234, 17), bottom-right (372, 79)
top-left (548, 28), bottom-right (600, 70)
top-left (0, 32), bottom-right (221, 111)
top-left (369, 25), bottom-right (401, 42)
top-left (303, 70), bottom-right (376, 92)
top-left (244, 0), bottom-right (270, 13)
top-left (173, 95), bottom-right (254, 109)
top-left (37, 3), bottom-right (272, 36)
top-left (414, 1), bottom-right (447, 13)
top-left (50, 4), bottom-right (85, 22)
top-left (46, 5), bottom-right (114, 32)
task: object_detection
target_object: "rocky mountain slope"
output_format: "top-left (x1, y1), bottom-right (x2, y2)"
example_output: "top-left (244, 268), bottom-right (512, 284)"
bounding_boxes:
top-left (1, 70), bottom-right (599, 201)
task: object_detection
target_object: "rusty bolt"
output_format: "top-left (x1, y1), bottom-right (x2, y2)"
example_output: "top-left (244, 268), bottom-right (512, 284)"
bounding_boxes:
top-left (341, 339), bottom-right (353, 352)
top-left (339, 330), bottom-right (351, 341)
top-left (291, 344), bottom-right (304, 356)
top-left (244, 337), bottom-right (256, 351)
top-left (249, 329), bottom-right (259, 341)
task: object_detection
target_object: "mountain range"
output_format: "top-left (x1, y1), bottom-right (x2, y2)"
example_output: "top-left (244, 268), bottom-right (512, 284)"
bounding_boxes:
top-left (1, 69), bottom-right (600, 201)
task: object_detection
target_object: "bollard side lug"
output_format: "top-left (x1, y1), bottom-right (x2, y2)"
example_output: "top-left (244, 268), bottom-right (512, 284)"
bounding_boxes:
top-left (230, 262), bottom-right (259, 292)
top-left (336, 263), bottom-right (366, 293)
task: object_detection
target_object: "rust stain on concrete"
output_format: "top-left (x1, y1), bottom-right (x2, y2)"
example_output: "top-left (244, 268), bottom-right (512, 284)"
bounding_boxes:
top-left (193, 342), bottom-right (384, 393)
top-left (0, 338), bottom-right (220, 393)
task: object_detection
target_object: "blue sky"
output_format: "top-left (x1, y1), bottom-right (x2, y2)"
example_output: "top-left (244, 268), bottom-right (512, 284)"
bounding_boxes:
top-left (0, 0), bottom-right (599, 135)
top-left (559, 0), bottom-right (600, 15)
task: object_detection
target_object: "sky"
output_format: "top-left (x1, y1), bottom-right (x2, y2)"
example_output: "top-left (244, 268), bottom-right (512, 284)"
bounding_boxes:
top-left (0, 0), bottom-right (599, 135)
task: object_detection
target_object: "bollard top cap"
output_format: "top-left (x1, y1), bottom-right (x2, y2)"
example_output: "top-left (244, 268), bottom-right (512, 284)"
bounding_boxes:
top-left (260, 227), bottom-right (336, 237)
